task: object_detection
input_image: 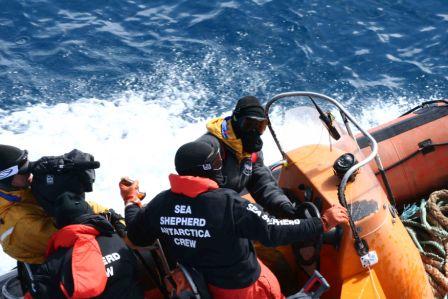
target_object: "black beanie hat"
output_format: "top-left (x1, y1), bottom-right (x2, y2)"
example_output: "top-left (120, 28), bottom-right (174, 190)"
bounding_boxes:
top-left (232, 96), bottom-right (266, 121)
top-left (54, 192), bottom-right (92, 228)
top-left (0, 145), bottom-right (28, 187)
top-left (175, 141), bottom-right (217, 177)
top-left (0, 145), bottom-right (27, 171)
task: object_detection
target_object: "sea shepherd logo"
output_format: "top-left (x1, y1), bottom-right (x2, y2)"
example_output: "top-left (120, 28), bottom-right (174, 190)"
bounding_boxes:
top-left (242, 161), bottom-right (252, 176)
top-left (160, 205), bottom-right (212, 249)
top-left (103, 252), bottom-right (120, 277)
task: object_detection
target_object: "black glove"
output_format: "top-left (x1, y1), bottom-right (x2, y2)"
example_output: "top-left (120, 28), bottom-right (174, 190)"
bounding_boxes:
top-left (277, 201), bottom-right (297, 219)
top-left (101, 209), bottom-right (127, 237)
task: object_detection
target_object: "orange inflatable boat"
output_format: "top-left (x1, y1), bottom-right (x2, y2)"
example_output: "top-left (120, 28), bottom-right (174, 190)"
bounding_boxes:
top-left (357, 101), bottom-right (448, 206)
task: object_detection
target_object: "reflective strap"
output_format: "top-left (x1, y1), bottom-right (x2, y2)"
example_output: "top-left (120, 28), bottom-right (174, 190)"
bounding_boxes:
top-left (0, 190), bottom-right (21, 202)
top-left (0, 227), bottom-right (14, 242)
top-left (0, 165), bottom-right (18, 180)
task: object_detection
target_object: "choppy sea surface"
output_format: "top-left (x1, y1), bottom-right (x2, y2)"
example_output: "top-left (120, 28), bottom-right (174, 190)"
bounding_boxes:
top-left (0, 0), bottom-right (447, 273)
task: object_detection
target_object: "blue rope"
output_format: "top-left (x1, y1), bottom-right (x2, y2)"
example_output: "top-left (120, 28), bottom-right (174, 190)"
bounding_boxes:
top-left (401, 202), bottom-right (420, 220)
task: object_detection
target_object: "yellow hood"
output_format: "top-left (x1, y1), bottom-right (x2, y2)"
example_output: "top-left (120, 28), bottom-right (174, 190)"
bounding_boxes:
top-left (206, 117), bottom-right (251, 162)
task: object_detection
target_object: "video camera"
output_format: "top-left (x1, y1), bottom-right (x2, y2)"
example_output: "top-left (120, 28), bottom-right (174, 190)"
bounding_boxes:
top-left (26, 149), bottom-right (100, 216)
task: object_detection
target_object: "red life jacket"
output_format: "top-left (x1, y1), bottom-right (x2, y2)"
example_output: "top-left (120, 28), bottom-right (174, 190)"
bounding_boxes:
top-left (46, 225), bottom-right (108, 299)
top-left (169, 174), bottom-right (219, 198)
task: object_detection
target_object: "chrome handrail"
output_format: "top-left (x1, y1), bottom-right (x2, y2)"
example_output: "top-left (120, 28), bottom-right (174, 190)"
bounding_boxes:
top-left (266, 92), bottom-right (392, 255)
top-left (265, 91), bottom-right (378, 193)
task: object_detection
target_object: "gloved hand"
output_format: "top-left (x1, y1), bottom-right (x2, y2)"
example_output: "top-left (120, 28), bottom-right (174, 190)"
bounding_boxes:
top-left (278, 201), bottom-right (297, 219)
top-left (119, 178), bottom-right (142, 207)
top-left (321, 204), bottom-right (349, 232)
top-left (101, 209), bottom-right (127, 238)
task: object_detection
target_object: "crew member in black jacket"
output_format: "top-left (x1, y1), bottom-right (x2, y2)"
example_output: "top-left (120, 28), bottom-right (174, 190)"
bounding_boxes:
top-left (197, 96), bottom-right (297, 218)
top-left (32, 192), bottom-right (144, 299)
top-left (122, 141), bottom-right (348, 299)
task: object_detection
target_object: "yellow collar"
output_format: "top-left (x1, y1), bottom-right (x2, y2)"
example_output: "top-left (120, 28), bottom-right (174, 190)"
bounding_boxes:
top-left (0, 188), bottom-right (37, 214)
top-left (206, 117), bottom-right (251, 162)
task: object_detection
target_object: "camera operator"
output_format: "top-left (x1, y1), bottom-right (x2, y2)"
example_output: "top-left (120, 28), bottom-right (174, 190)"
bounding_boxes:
top-left (0, 144), bottom-right (113, 264)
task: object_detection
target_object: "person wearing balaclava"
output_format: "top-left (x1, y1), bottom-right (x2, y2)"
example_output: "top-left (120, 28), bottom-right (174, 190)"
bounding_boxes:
top-left (31, 192), bottom-right (144, 299)
top-left (197, 96), bottom-right (297, 218)
top-left (122, 141), bottom-right (349, 299)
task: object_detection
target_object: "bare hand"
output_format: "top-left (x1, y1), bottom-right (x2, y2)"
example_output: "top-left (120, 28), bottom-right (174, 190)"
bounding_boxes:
top-left (321, 204), bottom-right (349, 232)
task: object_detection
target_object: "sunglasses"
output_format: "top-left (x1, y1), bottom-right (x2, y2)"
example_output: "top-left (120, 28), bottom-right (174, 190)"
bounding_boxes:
top-left (18, 150), bottom-right (29, 173)
top-left (240, 117), bottom-right (268, 135)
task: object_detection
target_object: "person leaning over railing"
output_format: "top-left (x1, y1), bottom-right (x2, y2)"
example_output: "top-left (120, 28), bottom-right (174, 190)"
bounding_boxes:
top-left (122, 141), bottom-right (349, 299)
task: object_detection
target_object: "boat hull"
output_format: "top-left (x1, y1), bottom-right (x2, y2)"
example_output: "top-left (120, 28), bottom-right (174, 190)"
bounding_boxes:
top-left (358, 103), bottom-right (448, 205)
top-left (273, 144), bottom-right (433, 298)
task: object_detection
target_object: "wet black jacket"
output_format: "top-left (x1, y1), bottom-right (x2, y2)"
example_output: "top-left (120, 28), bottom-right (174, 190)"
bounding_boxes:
top-left (197, 133), bottom-right (294, 217)
top-left (32, 215), bottom-right (144, 299)
top-left (126, 175), bottom-right (323, 289)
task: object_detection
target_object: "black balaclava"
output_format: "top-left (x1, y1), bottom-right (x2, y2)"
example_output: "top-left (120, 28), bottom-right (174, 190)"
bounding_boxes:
top-left (241, 130), bottom-right (263, 154)
top-left (231, 96), bottom-right (266, 153)
top-left (175, 141), bottom-right (224, 185)
top-left (0, 145), bottom-right (28, 189)
top-left (53, 191), bottom-right (93, 228)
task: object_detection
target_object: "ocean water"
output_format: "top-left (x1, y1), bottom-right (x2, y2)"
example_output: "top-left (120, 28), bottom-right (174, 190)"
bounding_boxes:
top-left (0, 0), bottom-right (447, 274)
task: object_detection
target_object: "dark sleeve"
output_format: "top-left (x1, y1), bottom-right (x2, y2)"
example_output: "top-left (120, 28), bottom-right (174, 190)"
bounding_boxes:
top-left (233, 196), bottom-right (323, 247)
top-left (125, 203), bottom-right (158, 247)
top-left (32, 264), bottom-right (58, 299)
top-left (246, 151), bottom-right (295, 217)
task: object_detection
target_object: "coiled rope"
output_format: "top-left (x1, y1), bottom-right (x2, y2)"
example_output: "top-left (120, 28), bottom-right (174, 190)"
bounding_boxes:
top-left (401, 190), bottom-right (448, 298)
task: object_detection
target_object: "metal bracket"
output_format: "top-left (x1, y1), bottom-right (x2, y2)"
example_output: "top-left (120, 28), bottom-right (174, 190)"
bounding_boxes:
top-left (388, 204), bottom-right (398, 218)
top-left (418, 139), bottom-right (435, 155)
top-left (360, 251), bottom-right (379, 268)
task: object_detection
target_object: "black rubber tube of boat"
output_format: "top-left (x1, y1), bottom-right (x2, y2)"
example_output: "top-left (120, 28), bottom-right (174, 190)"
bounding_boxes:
top-left (338, 186), bottom-right (369, 256)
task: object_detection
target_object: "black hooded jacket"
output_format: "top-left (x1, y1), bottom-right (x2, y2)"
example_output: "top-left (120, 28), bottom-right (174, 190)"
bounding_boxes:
top-left (197, 133), bottom-right (294, 217)
top-left (32, 215), bottom-right (144, 299)
top-left (125, 175), bottom-right (323, 289)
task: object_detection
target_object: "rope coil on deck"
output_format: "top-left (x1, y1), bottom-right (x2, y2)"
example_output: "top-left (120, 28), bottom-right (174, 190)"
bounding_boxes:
top-left (401, 190), bottom-right (448, 298)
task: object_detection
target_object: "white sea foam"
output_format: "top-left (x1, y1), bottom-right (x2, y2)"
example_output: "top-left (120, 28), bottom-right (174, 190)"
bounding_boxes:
top-left (347, 74), bottom-right (404, 90)
top-left (0, 92), bottom-right (435, 274)
top-left (437, 14), bottom-right (448, 22)
top-left (386, 54), bottom-right (434, 74)
top-left (420, 26), bottom-right (436, 32)
top-left (354, 49), bottom-right (370, 56)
